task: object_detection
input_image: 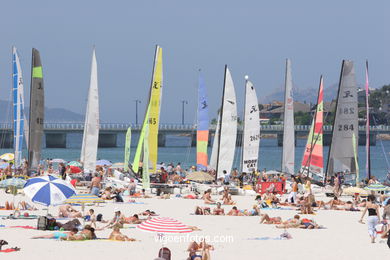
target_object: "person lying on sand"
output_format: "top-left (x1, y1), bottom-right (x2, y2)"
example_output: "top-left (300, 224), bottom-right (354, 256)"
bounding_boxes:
top-left (299, 218), bottom-right (323, 229)
top-left (324, 197), bottom-right (345, 209)
top-left (202, 190), bottom-right (215, 204)
top-left (187, 239), bottom-right (214, 260)
top-left (66, 225), bottom-right (96, 241)
top-left (102, 209), bottom-right (126, 229)
top-left (260, 214), bottom-right (282, 224)
top-left (227, 206), bottom-right (245, 216)
top-left (159, 192), bottom-right (171, 199)
top-left (139, 209), bottom-right (157, 216)
top-left (124, 214), bottom-right (143, 224)
top-left (58, 205), bottom-right (82, 218)
top-left (276, 215), bottom-right (301, 229)
top-left (242, 205), bottom-right (260, 216)
top-left (109, 226), bottom-right (136, 241)
top-left (212, 203), bottom-right (225, 215)
top-left (32, 228), bottom-right (78, 239)
top-left (101, 187), bottom-right (113, 200)
top-left (195, 206), bottom-right (211, 215)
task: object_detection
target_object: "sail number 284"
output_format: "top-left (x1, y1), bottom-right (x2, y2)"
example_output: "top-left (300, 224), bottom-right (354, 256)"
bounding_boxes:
top-left (338, 124), bottom-right (354, 131)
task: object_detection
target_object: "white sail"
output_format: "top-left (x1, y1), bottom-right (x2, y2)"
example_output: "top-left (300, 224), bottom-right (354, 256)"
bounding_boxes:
top-left (216, 66), bottom-right (237, 179)
top-left (80, 49), bottom-right (99, 172)
top-left (209, 112), bottom-right (220, 170)
top-left (282, 59), bottom-right (295, 174)
top-left (242, 79), bottom-right (260, 173)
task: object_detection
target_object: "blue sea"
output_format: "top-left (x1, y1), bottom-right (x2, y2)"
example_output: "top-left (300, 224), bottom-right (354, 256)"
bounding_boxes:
top-left (3, 135), bottom-right (390, 182)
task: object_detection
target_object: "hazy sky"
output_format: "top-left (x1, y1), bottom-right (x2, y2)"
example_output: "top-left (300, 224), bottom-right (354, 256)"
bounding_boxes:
top-left (0, 0), bottom-right (388, 123)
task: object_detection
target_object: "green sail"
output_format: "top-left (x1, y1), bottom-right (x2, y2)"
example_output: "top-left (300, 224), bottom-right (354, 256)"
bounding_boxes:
top-left (132, 105), bottom-right (150, 173)
top-left (124, 127), bottom-right (131, 171)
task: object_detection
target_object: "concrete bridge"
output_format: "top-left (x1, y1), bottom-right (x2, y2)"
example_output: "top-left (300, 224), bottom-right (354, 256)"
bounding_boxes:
top-left (0, 123), bottom-right (383, 148)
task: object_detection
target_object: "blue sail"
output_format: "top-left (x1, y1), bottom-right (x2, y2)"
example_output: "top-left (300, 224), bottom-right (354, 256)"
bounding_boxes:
top-left (196, 72), bottom-right (209, 170)
top-left (12, 47), bottom-right (25, 168)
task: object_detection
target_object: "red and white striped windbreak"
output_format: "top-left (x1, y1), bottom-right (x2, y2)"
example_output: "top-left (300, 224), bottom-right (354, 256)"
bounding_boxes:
top-left (137, 217), bottom-right (193, 234)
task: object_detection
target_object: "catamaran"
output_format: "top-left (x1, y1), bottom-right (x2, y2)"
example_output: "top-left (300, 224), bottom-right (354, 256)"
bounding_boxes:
top-left (299, 76), bottom-right (324, 180)
top-left (132, 45), bottom-right (163, 176)
top-left (210, 65), bottom-right (237, 180)
top-left (281, 59), bottom-right (295, 175)
top-left (196, 72), bottom-right (209, 171)
top-left (325, 60), bottom-right (359, 183)
top-left (241, 76), bottom-right (260, 173)
top-left (80, 49), bottom-right (99, 173)
top-left (28, 48), bottom-right (44, 172)
top-left (12, 47), bottom-right (27, 168)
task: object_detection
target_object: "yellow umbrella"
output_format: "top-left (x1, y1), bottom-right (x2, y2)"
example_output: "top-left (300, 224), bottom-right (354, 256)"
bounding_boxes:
top-left (186, 171), bottom-right (214, 182)
top-left (64, 194), bottom-right (104, 213)
top-left (0, 153), bottom-right (14, 161)
top-left (343, 186), bottom-right (369, 196)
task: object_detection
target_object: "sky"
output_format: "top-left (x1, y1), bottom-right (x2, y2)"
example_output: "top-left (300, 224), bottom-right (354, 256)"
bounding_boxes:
top-left (0, 0), bottom-right (388, 123)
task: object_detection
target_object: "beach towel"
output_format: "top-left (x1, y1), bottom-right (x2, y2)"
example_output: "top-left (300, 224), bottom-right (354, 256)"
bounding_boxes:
top-left (9, 225), bottom-right (36, 229)
top-left (0, 215), bottom-right (39, 219)
top-left (0, 248), bottom-right (20, 253)
top-left (261, 207), bottom-right (294, 210)
top-left (248, 237), bottom-right (284, 240)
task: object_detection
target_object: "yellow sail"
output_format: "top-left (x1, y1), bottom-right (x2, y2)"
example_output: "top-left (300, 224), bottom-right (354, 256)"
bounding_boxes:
top-left (132, 46), bottom-right (163, 173)
top-left (148, 46), bottom-right (163, 173)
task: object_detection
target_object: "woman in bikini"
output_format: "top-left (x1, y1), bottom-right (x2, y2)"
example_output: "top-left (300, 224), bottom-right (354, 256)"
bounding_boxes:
top-left (109, 226), bottom-right (136, 241)
top-left (202, 190), bottom-right (215, 204)
top-left (260, 214), bottom-right (282, 224)
top-left (212, 202), bottom-right (225, 215)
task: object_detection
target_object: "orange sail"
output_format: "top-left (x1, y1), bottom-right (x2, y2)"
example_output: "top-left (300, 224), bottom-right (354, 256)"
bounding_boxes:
top-left (300, 76), bottom-right (323, 178)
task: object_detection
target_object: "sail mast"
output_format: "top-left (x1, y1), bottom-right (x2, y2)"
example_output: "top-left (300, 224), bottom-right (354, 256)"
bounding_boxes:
top-left (365, 60), bottom-right (371, 179)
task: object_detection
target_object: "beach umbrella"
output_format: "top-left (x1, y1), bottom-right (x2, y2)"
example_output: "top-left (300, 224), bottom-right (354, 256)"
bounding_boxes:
top-left (343, 186), bottom-right (369, 196)
top-left (51, 158), bottom-right (66, 163)
top-left (364, 183), bottom-right (390, 192)
top-left (70, 166), bottom-right (82, 173)
top-left (0, 178), bottom-right (26, 189)
top-left (137, 217), bottom-right (193, 234)
top-left (0, 163), bottom-right (14, 169)
top-left (23, 175), bottom-right (76, 206)
top-left (0, 153), bottom-right (14, 161)
top-left (68, 161), bottom-right (82, 167)
top-left (96, 159), bottom-right (112, 166)
top-left (64, 194), bottom-right (104, 213)
top-left (186, 171), bottom-right (214, 182)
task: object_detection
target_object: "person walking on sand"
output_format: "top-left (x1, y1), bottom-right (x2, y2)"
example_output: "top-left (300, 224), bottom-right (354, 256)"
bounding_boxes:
top-left (288, 177), bottom-right (298, 204)
top-left (359, 195), bottom-right (381, 243)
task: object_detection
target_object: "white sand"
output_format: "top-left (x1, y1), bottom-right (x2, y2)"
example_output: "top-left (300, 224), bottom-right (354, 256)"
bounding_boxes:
top-left (0, 190), bottom-right (389, 260)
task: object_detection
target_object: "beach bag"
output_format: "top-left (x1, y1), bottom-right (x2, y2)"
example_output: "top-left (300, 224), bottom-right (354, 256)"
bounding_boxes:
top-left (37, 216), bottom-right (48, 230)
top-left (96, 214), bottom-right (103, 222)
top-left (61, 219), bottom-right (81, 231)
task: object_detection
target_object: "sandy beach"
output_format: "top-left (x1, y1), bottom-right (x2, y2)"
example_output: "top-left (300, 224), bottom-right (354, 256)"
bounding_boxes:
top-left (0, 189), bottom-right (389, 260)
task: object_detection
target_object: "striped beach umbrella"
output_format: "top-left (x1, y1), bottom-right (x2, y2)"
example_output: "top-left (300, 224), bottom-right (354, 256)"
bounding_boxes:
top-left (0, 153), bottom-right (14, 161)
top-left (0, 178), bottom-right (26, 188)
top-left (64, 194), bottom-right (104, 204)
top-left (137, 217), bottom-right (193, 234)
top-left (68, 161), bottom-right (82, 167)
top-left (364, 183), bottom-right (390, 192)
top-left (23, 175), bottom-right (76, 206)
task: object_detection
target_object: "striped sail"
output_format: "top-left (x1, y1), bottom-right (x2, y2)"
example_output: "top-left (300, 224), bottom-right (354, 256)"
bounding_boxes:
top-left (12, 47), bottom-right (26, 168)
top-left (365, 61), bottom-right (371, 179)
top-left (326, 60), bottom-right (358, 178)
top-left (28, 48), bottom-right (44, 170)
top-left (216, 66), bottom-right (237, 179)
top-left (133, 46), bottom-right (163, 173)
top-left (282, 59), bottom-right (295, 174)
top-left (300, 76), bottom-right (324, 178)
top-left (196, 73), bottom-right (209, 170)
top-left (242, 79), bottom-right (260, 173)
top-left (124, 127), bottom-right (131, 171)
top-left (80, 49), bottom-right (99, 172)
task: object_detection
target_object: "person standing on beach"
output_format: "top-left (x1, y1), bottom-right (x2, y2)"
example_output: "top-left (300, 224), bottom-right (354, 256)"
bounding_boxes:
top-left (359, 195), bottom-right (381, 243)
top-left (333, 173), bottom-right (341, 197)
top-left (90, 173), bottom-right (102, 196)
top-left (288, 177), bottom-right (298, 204)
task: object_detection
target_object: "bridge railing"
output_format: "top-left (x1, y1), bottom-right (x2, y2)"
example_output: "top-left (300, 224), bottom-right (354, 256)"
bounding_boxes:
top-left (0, 123), bottom-right (390, 131)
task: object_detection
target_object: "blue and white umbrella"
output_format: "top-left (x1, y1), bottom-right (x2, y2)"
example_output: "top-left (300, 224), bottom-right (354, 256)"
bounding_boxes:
top-left (0, 178), bottom-right (26, 188)
top-left (23, 175), bottom-right (76, 206)
top-left (96, 159), bottom-right (112, 166)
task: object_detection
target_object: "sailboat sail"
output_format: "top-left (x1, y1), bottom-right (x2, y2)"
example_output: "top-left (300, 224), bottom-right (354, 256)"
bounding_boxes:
top-left (326, 60), bottom-right (358, 179)
top-left (242, 78), bottom-right (260, 173)
top-left (300, 76), bottom-right (324, 178)
top-left (132, 46), bottom-right (163, 173)
top-left (12, 47), bottom-right (26, 168)
top-left (209, 112), bottom-right (220, 170)
top-left (216, 66), bottom-right (237, 179)
top-left (124, 127), bottom-right (131, 171)
top-left (28, 48), bottom-right (44, 170)
top-left (365, 61), bottom-right (371, 179)
top-left (281, 59), bottom-right (295, 174)
top-left (143, 122), bottom-right (150, 189)
top-left (80, 49), bottom-right (99, 172)
top-left (196, 73), bottom-right (209, 171)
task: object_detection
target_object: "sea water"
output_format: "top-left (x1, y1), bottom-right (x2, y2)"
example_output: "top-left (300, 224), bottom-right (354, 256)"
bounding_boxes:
top-left (2, 136), bottom-right (389, 182)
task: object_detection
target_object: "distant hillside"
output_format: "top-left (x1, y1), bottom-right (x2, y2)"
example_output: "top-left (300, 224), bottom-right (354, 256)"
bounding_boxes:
top-left (261, 83), bottom-right (365, 104)
top-left (0, 99), bottom-right (84, 122)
